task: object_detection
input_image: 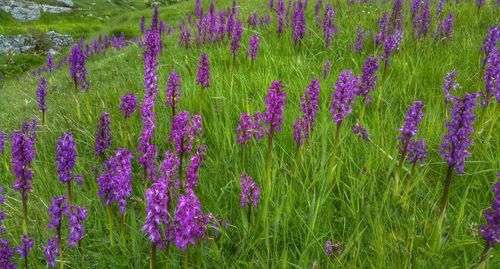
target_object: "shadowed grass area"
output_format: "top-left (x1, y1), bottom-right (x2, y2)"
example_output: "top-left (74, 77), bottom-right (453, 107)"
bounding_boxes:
top-left (0, 0), bottom-right (499, 268)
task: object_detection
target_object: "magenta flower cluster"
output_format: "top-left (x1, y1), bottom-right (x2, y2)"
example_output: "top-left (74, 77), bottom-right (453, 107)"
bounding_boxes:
top-left (120, 93), bottom-right (137, 119)
top-left (440, 93), bottom-right (479, 174)
top-left (293, 78), bottom-right (320, 145)
top-left (94, 112), bottom-right (112, 158)
top-left (165, 70), bottom-right (182, 115)
top-left (357, 56), bottom-right (379, 103)
top-left (10, 130), bottom-right (36, 198)
top-left (66, 205), bottom-right (88, 247)
top-left (442, 69), bottom-right (457, 104)
top-left (143, 179), bottom-right (170, 247)
top-left (196, 54), bottom-right (211, 89)
top-left (169, 111), bottom-right (204, 156)
top-left (247, 33), bottom-right (259, 61)
top-left (36, 76), bottom-right (47, 114)
top-left (236, 112), bottom-right (264, 146)
top-left (173, 189), bottom-right (211, 251)
top-left (353, 123), bottom-right (369, 141)
top-left (69, 44), bottom-right (88, 91)
top-left (240, 173), bottom-right (260, 209)
top-left (263, 81), bottom-right (288, 138)
top-left (98, 148), bottom-right (133, 213)
top-left (398, 101), bottom-right (425, 154)
top-left (55, 132), bottom-right (78, 184)
top-left (480, 181), bottom-right (500, 248)
top-left (330, 70), bottom-right (358, 125)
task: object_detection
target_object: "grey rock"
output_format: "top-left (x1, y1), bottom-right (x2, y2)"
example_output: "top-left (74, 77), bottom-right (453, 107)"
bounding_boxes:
top-left (0, 0), bottom-right (41, 21)
top-left (0, 0), bottom-right (73, 21)
top-left (40, 4), bottom-right (72, 14)
top-left (0, 32), bottom-right (73, 54)
top-left (55, 0), bottom-right (74, 7)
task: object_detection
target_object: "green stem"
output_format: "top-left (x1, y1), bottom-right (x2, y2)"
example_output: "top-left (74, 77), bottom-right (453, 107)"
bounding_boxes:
top-left (486, 103), bottom-right (498, 140)
top-left (402, 163), bottom-right (417, 207)
top-left (477, 103), bottom-right (489, 134)
top-left (328, 123), bottom-right (342, 185)
top-left (293, 145), bottom-right (301, 178)
top-left (120, 213), bottom-right (125, 245)
top-left (479, 243), bottom-right (490, 268)
top-left (183, 247), bottom-right (189, 269)
top-left (67, 181), bottom-right (73, 206)
top-left (150, 245), bottom-right (157, 269)
top-left (107, 206), bottom-right (114, 247)
top-left (22, 193), bottom-right (28, 234)
top-left (438, 165), bottom-right (454, 219)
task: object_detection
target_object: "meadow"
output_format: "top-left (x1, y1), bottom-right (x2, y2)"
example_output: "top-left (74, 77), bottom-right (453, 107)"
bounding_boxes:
top-left (0, 0), bottom-right (499, 268)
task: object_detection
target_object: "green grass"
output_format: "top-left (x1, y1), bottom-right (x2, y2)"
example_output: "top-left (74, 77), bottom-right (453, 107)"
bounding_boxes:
top-left (0, 0), bottom-right (499, 268)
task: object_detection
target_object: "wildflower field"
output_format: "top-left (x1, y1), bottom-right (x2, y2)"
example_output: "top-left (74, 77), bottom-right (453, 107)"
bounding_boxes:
top-left (0, 0), bottom-right (498, 268)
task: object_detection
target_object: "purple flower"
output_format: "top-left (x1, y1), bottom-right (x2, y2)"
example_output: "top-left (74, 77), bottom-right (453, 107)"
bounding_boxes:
top-left (120, 93), bottom-right (138, 118)
top-left (407, 139), bottom-right (428, 165)
top-left (292, 0), bottom-right (306, 44)
top-left (482, 27), bottom-right (500, 62)
top-left (323, 59), bottom-right (332, 79)
top-left (477, 0), bottom-right (485, 9)
top-left (375, 12), bottom-right (390, 46)
top-left (357, 56), bottom-right (379, 101)
top-left (324, 240), bottom-right (341, 257)
top-left (410, 0), bottom-right (421, 19)
top-left (354, 26), bottom-right (363, 52)
top-left (264, 81), bottom-right (288, 136)
top-left (230, 20), bottom-right (243, 58)
top-left (196, 54), bottom-right (211, 89)
top-left (66, 205), bottom-right (88, 247)
top-left (0, 131), bottom-right (5, 155)
top-left (98, 148), bottom-right (133, 213)
top-left (434, 13), bottom-right (454, 41)
top-left (185, 146), bottom-right (206, 190)
top-left (390, 0), bottom-right (404, 31)
top-left (322, 3), bottom-right (335, 48)
top-left (151, 4), bottom-right (159, 31)
top-left (277, 0), bottom-right (285, 34)
top-left (11, 131), bottom-right (36, 197)
top-left (46, 54), bottom-right (53, 73)
top-left (398, 101), bottom-right (425, 154)
top-left (0, 238), bottom-right (16, 269)
top-left (69, 44), bottom-right (88, 91)
top-left (21, 118), bottom-right (38, 137)
top-left (236, 112), bottom-right (264, 145)
top-left (330, 70), bottom-right (358, 125)
top-left (15, 234), bottom-right (34, 259)
top-left (140, 16), bottom-right (145, 33)
top-left (173, 189), bottom-right (211, 251)
top-left (170, 112), bottom-right (204, 156)
top-left (143, 179), bottom-right (170, 247)
top-left (95, 112), bottom-right (112, 159)
top-left (179, 28), bottom-right (191, 48)
top-left (48, 195), bottom-right (67, 231)
top-left (195, 0), bottom-right (203, 18)
top-left (44, 237), bottom-right (60, 268)
top-left (353, 123), bottom-right (369, 141)
top-left (483, 48), bottom-right (499, 105)
top-left (293, 78), bottom-right (320, 145)
top-left (383, 31), bottom-right (403, 68)
top-left (442, 69), bottom-right (457, 103)
top-left (55, 132), bottom-right (78, 184)
top-left (440, 93), bottom-right (479, 174)
top-left (165, 70), bottom-right (182, 115)
top-left (159, 151), bottom-right (180, 192)
top-left (247, 34), bottom-right (259, 61)
top-left (480, 181), bottom-right (500, 248)
top-left (37, 76), bottom-right (47, 113)
top-left (412, 0), bottom-right (431, 39)
top-left (138, 28), bottom-right (161, 182)
top-left (247, 12), bottom-right (258, 28)
top-left (437, 0), bottom-right (445, 19)
top-left (240, 173), bottom-right (260, 209)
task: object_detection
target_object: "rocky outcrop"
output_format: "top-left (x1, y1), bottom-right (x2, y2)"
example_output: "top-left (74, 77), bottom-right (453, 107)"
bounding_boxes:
top-left (0, 32), bottom-right (73, 54)
top-left (0, 0), bottom-right (72, 21)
